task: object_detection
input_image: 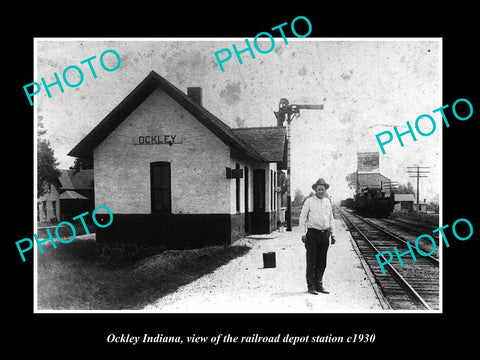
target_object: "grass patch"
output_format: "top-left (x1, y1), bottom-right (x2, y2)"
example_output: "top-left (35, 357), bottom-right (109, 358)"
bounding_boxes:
top-left (291, 205), bottom-right (302, 226)
top-left (389, 211), bottom-right (439, 227)
top-left (37, 239), bottom-right (250, 310)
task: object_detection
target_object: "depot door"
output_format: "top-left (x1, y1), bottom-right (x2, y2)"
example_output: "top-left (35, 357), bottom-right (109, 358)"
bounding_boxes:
top-left (252, 169), bottom-right (266, 234)
top-left (244, 166), bottom-right (250, 233)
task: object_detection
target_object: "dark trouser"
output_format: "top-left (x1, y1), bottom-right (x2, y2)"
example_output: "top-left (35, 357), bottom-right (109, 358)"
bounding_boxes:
top-left (305, 228), bottom-right (330, 290)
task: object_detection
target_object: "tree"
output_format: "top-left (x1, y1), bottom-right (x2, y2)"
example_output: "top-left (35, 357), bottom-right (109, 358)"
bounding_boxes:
top-left (37, 120), bottom-right (61, 198)
top-left (292, 188), bottom-right (304, 207)
top-left (69, 157), bottom-right (93, 174)
top-left (396, 182), bottom-right (415, 194)
top-left (346, 171), bottom-right (357, 191)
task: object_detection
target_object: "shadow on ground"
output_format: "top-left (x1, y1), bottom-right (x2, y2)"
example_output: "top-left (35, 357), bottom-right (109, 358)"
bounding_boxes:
top-left (37, 239), bottom-right (250, 310)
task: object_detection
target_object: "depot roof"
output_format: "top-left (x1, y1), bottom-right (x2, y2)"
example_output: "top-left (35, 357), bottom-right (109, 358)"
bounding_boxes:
top-left (68, 71), bottom-right (285, 164)
top-left (59, 190), bottom-right (88, 200)
top-left (58, 169), bottom-right (93, 190)
top-left (232, 126), bottom-right (287, 163)
top-left (357, 173), bottom-right (391, 188)
top-left (394, 194), bottom-right (415, 202)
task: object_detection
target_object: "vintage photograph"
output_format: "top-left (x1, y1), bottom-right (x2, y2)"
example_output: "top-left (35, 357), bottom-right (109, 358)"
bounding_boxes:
top-left (34, 38), bottom-right (441, 313)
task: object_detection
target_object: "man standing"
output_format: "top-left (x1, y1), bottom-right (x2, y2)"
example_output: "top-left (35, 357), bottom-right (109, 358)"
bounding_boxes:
top-left (299, 178), bottom-right (336, 295)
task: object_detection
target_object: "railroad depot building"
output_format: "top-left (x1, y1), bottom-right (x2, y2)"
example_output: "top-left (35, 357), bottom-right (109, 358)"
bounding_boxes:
top-left (69, 71), bottom-right (287, 248)
top-left (393, 193), bottom-right (415, 212)
top-left (357, 173), bottom-right (392, 195)
top-left (37, 169), bottom-right (94, 223)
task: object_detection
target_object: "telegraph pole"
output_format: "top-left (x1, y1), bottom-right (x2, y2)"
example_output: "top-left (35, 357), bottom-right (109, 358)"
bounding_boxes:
top-left (274, 98), bottom-right (324, 231)
top-left (407, 166), bottom-right (430, 211)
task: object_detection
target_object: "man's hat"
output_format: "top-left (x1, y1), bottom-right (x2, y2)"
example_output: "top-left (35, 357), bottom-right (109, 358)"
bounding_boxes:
top-left (312, 178), bottom-right (330, 190)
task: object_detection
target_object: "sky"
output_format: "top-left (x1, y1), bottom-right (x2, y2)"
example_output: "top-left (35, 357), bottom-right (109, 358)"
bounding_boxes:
top-left (35, 38), bottom-right (441, 203)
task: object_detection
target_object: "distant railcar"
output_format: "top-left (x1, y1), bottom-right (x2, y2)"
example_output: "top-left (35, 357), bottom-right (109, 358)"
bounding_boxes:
top-left (353, 187), bottom-right (394, 217)
top-left (340, 198), bottom-right (355, 208)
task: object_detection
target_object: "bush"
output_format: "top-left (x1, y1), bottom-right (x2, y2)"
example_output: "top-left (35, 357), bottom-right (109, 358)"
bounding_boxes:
top-left (37, 240), bottom-right (251, 310)
top-left (95, 242), bottom-right (167, 265)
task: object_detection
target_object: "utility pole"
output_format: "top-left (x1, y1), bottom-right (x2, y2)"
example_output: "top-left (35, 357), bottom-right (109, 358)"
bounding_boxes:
top-left (274, 98), bottom-right (324, 231)
top-left (407, 166), bottom-right (430, 211)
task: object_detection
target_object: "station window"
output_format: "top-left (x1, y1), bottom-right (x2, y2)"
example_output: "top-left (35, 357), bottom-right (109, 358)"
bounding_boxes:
top-left (236, 163), bottom-right (240, 212)
top-left (52, 201), bottom-right (57, 218)
top-left (273, 171), bottom-right (277, 210)
top-left (244, 166), bottom-right (249, 213)
top-left (42, 201), bottom-right (47, 220)
top-left (150, 162), bottom-right (171, 213)
top-left (271, 170), bottom-right (273, 211)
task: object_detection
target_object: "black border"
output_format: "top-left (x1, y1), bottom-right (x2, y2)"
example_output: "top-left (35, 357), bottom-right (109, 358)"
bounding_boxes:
top-left (6, 6), bottom-right (478, 354)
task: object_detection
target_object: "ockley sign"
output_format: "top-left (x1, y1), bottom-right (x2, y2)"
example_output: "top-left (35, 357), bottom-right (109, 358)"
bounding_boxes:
top-left (133, 135), bottom-right (183, 145)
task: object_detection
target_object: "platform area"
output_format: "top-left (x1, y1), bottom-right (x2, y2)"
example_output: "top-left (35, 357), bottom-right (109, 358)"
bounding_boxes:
top-left (143, 219), bottom-right (388, 313)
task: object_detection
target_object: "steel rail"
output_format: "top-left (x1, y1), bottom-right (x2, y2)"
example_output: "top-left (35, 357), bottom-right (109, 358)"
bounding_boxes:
top-left (377, 217), bottom-right (439, 240)
top-left (339, 208), bottom-right (433, 311)
top-left (348, 212), bottom-right (439, 266)
top-left (385, 216), bottom-right (437, 231)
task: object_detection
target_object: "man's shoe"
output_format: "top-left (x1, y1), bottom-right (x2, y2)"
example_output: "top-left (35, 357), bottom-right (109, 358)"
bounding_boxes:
top-left (316, 286), bottom-right (329, 294)
top-left (308, 289), bottom-right (318, 295)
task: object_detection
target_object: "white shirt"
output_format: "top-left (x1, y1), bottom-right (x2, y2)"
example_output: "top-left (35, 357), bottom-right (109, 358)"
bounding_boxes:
top-left (299, 196), bottom-right (335, 236)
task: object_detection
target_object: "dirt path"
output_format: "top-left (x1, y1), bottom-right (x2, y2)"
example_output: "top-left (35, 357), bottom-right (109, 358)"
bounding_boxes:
top-left (143, 219), bottom-right (385, 313)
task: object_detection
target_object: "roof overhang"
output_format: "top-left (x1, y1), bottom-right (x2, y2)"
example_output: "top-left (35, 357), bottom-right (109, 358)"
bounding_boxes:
top-left (68, 71), bottom-right (266, 163)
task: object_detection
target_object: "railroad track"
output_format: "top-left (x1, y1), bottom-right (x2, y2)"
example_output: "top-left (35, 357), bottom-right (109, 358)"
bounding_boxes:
top-left (366, 217), bottom-right (440, 261)
top-left (376, 217), bottom-right (439, 240)
top-left (338, 207), bottom-right (440, 311)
